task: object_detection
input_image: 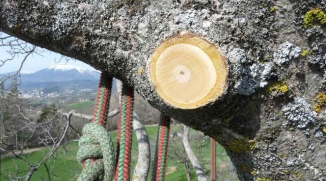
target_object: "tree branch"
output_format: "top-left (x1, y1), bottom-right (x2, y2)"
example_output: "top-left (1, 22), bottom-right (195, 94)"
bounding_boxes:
top-left (183, 125), bottom-right (208, 181)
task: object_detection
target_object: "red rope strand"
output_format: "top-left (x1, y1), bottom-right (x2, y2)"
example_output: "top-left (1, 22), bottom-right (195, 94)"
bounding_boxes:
top-left (153, 114), bottom-right (171, 181)
top-left (115, 84), bottom-right (134, 181)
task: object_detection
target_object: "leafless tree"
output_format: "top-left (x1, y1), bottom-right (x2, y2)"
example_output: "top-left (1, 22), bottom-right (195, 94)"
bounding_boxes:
top-left (0, 33), bottom-right (82, 180)
top-left (169, 124), bottom-right (209, 181)
top-left (169, 129), bottom-right (193, 181)
top-left (1, 104), bottom-right (80, 181)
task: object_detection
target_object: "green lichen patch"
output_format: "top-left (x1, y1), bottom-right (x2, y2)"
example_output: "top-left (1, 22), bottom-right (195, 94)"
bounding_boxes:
top-left (257, 127), bottom-right (280, 143)
top-left (284, 170), bottom-right (291, 175)
top-left (314, 93), bottom-right (326, 114)
top-left (304, 9), bottom-right (326, 28)
top-left (268, 81), bottom-right (289, 94)
top-left (257, 178), bottom-right (271, 181)
top-left (294, 171), bottom-right (303, 179)
top-left (270, 6), bottom-right (276, 13)
top-left (322, 125), bottom-right (326, 134)
top-left (228, 138), bottom-right (256, 153)
top-left (137, 67), bottom-right (143, 75)
top-left (301, 49), bottom-right (314, 57)
top-left (251, 170), bottom-right (257, 176)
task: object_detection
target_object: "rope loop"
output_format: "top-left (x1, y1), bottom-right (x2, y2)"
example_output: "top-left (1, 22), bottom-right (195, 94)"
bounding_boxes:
top-left (77, 123), bottom-right (115, 181)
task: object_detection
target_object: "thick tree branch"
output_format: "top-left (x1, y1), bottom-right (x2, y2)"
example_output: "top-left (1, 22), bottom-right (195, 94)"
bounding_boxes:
top-left (2, 0), bottom-right (326, 180)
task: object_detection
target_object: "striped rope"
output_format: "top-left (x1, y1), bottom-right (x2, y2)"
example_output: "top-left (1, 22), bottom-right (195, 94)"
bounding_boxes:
top-left (152, 114), bottom-right (171, 181)
top-left (77, 73), bottom-right (115, 181)
top-left (92, 73), bottom-right (112, 126)
top-left (115, 84), bottom-right (134, 181)
top-left (211, 138), bottom-right (216, 181)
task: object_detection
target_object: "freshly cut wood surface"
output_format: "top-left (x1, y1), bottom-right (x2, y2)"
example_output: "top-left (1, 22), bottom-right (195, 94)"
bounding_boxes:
top-left (150, 33), bottom-right (228, 109)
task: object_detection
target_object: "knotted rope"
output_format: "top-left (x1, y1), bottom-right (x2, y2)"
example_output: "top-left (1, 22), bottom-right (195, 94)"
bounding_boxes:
top-left (77, 72), bottom-right (171, 181)
top-left (77, 73), bottom-right (115, 181)
top-left (152, 114), bottom-right (171, 181)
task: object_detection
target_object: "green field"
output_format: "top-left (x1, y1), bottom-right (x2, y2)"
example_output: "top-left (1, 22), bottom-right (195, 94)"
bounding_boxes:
top-left (1, 126), bottom-right (238, 181)
top-left (67, 101), bottom-right (95, 114)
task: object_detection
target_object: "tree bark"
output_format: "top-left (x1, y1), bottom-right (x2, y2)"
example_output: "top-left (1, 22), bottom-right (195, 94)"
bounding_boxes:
top-left (1, 0), bottom-right (326, 180)
top-left (183, 125), bottom-right (208, 181)
top-left (132, 112), bottom-right (151, 181)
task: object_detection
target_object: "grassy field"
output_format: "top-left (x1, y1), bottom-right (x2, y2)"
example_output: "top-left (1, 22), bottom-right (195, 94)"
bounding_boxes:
top-left (1, 126), bottom-right (238, 181)
top-left (67, 101), bottom-right (95, 114)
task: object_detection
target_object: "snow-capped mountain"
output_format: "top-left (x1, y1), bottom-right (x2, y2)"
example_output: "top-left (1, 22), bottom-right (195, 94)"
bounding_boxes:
top-left (46, 64), bottom-right (98, 74)
top-left (19, 65), bottom-right (101, 89)
top-left (22, 64), bottom-right (100, 82)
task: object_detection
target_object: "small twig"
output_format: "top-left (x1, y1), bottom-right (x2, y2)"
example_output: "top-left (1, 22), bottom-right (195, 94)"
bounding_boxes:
top-left (24, 112), bottom-right (71, 181)
top-left (0, 46), bottom-right (36, 85)
top-left (44, 163), bottom-right (51, 181)
top-left (2, 142), bottom-right (32, 167)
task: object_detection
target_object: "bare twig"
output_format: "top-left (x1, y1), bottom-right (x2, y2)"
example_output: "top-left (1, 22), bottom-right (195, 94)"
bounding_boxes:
top-left (0, 46), bottom-right (36, 85)
top-left (44, 163), bottom-right (51, 181)
top-left (24, 113), bottom-right (71, 181)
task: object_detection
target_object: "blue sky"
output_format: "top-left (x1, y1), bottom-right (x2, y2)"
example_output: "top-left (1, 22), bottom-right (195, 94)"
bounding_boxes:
top-left (0, 49), bottom-right (95, 73)
top-left (0, 33), bottom-right (95, 74)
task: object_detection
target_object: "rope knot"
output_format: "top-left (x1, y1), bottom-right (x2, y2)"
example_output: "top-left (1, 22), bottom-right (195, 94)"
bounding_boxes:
top-left (77, 123), bottom-right (115, 181)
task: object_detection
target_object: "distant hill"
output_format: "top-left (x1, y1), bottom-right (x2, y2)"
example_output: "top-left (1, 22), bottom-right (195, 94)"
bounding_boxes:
top-left (19, 65), bottom-right (101, 90)
top-left (1, 64), bottom-right (121, 92)
top-left (0, 65), bottom-right (120, 92)
top-left (21, 64), bottom-right (100, 82)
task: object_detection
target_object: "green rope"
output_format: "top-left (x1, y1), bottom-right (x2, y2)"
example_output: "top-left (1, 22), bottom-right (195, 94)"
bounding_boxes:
top-left (77, 73), bottom-right (115, 181)
top-left (77, 123), bottom-right (115, 181)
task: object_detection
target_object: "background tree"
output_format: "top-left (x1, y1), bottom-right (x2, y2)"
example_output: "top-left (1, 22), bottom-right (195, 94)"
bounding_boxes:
top-left (169, 132), bottom-right (193, 181)
top-left (182, 125), bottom-right (208, 181)
top-left (0, 33), bottom-right (82, 180)
top-left (169, 124), bottom-right (209, 181)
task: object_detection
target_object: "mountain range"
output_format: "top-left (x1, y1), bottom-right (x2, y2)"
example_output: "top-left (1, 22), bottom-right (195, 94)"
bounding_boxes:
top-left (22, 64), bottom-right (99, 80)
top-left (16, 65), bottom-right (101, 90)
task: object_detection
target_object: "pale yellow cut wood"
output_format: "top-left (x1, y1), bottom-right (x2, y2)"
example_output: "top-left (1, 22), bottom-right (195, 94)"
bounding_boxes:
top-left (150, 33), bottom-right (228, 109)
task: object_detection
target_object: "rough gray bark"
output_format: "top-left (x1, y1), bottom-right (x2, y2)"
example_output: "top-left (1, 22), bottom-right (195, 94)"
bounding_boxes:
top-left (183, 125), bottom-right (208, 181)
top-left (1, 0), bottom-right (326, 180)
